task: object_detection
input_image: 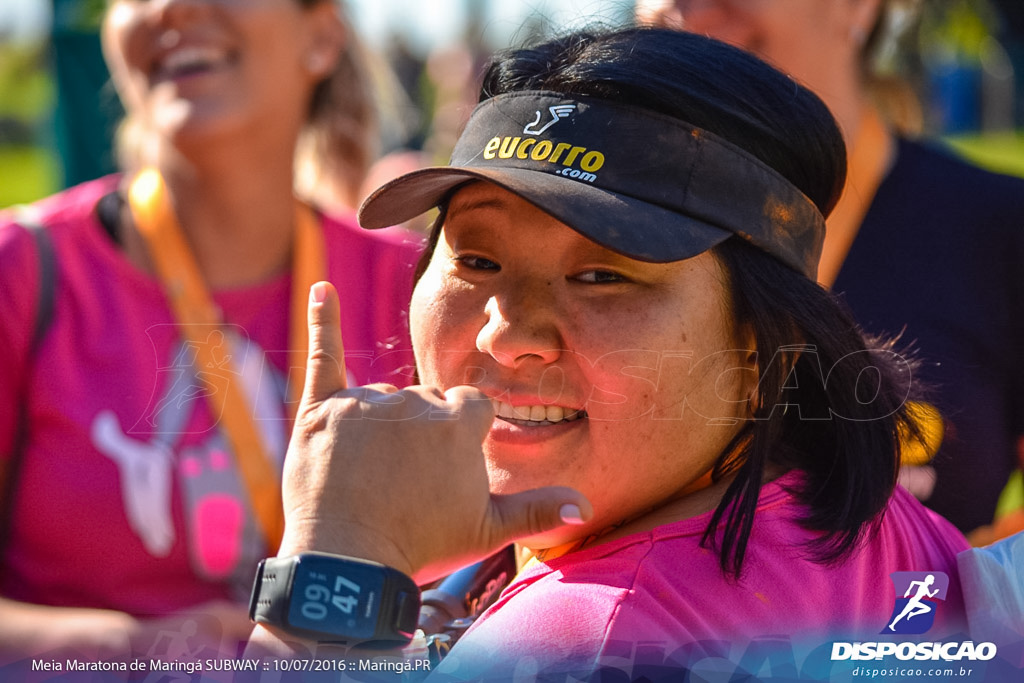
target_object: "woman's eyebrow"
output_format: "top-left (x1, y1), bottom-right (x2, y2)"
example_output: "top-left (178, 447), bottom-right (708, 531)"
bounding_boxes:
top-left (446, 196), bottom-right (509, 220)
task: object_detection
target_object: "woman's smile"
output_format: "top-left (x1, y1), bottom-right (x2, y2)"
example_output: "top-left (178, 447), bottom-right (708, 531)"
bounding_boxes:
top-left (487, 398), bottom-right (589, 448)
top-left (151, 43), bottom-right (235, 86)
top-left (490, 399), bottom-right (587, 426)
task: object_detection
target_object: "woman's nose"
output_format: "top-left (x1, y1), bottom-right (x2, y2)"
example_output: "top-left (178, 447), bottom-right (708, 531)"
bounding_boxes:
top-left (475, 285), bottom-right (563, 369)
top-left (148, 0), bottom-right (212, 27)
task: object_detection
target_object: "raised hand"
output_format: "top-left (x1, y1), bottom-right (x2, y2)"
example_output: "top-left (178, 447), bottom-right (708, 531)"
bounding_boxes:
top-left (278, 282), bottom-right (591, 584)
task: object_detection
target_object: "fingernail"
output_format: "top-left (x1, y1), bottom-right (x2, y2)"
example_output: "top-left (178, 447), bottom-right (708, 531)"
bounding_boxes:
top-left (559, 504), bottom-right (584, 525)
top-left (310, 282), bottom-right (328, 303)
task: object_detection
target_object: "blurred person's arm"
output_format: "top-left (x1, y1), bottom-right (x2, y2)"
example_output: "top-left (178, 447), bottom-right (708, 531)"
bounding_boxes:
top-left (0, 596), bottom-right (253, 661)
top-left (0, 596), bottom-right (140, 658)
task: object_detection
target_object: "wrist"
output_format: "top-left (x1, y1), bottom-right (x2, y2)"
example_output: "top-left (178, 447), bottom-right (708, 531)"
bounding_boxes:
top-left (279, 520), bottom-right (415, 578)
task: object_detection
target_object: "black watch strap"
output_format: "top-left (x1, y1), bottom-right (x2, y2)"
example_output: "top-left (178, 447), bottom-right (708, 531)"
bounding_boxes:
top-left (249, 552), bottom-right (421, 647)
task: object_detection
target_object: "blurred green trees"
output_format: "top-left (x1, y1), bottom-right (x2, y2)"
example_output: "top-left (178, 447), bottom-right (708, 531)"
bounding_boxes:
top-left (0, 38), bottom-right (57, 208)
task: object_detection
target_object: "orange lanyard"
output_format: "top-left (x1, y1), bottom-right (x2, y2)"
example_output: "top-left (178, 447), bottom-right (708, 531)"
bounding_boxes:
top-left (128, 167), bottom-right (325, 552)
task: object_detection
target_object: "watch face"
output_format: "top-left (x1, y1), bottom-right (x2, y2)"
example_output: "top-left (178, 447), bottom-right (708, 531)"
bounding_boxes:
top-left (287, 556), bottom-right (386, 640)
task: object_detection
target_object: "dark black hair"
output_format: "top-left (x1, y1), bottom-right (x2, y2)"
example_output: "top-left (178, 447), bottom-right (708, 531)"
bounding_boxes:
top-left (707, 235), bottom-right (917, 575)
top-left (416, 27), bottom-right (920, 576)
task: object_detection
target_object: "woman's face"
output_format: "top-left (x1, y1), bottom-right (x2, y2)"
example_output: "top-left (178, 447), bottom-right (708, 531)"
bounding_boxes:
top-left (410, 183), bottom-right (756, 548)
top-left (102, 0), bottom-right (339, 152)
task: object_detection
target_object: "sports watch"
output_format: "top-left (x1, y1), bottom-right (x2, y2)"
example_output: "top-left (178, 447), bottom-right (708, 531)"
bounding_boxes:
top-left (249, 552), bottom-right (421, 647)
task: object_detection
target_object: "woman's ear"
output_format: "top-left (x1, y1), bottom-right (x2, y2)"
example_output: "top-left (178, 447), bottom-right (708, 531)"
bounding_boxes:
top-left (849, 0), bottom-right (885, 47)
top-left (735, 324), bottom-right (808, 418)
top-left (303, 2), bottom-right (346, 80)
top-left (736, 323), bottom-right (760, 416)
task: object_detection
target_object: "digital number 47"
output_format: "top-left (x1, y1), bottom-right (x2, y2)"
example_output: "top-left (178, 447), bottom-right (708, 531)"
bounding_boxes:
top-left (304, 576), bottom-right (361, 617)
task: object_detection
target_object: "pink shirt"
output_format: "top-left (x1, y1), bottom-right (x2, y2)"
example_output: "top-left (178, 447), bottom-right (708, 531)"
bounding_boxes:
top-left (440, 473), bottom-right (969, 679)
top-left (0, 176), bottom-right (422, 613)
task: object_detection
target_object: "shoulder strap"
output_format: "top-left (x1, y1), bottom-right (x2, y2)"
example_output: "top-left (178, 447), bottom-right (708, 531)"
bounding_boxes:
top-left (1, 209), bottom-right (57, 570)
top-left (20, 208), bottom-right (58, 352)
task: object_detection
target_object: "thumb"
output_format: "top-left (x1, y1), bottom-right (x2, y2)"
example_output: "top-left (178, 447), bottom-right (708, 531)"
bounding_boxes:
top-left (302, 281), bottom-right (348, 404)
top-left (488, 487), bottom-right (593, 546)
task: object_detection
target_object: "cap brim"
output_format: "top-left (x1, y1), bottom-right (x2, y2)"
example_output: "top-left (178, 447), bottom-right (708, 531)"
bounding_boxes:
top-left (359, 166), bottom-right (733, 264)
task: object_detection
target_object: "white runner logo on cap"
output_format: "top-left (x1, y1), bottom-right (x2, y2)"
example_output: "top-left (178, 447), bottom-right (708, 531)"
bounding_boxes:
top-left (524, 105), bottom-right (576, 135)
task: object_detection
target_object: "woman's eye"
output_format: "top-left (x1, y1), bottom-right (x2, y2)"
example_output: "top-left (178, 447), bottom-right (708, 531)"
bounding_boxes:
top-left (575, 270), bottom-right (626, 284)
top-left (454, 255), bottom-right (500, 271)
